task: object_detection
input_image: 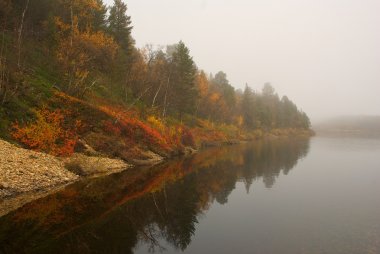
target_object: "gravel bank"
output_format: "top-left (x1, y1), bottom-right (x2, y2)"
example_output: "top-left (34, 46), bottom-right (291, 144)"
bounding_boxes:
top-left (0, 139), bottom-right (79, 199)
top-left (0, 139), bottom-right (132, 216)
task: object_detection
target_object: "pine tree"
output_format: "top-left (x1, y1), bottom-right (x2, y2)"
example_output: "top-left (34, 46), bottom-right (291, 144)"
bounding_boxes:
top-left (92, 0), bottom-right (107, 31)
top-left (169, 41), bottom-right (197, 117)
top-left (212, 71), bottom-right (236, 108)
top-left (242, 85), bottom-right (255, 129)
top-left (108, 0), bottom-right (133, 53)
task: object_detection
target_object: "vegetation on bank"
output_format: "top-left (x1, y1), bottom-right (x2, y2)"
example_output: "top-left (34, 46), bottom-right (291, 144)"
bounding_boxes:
top-left (0, 0), bottom-right (312, 162)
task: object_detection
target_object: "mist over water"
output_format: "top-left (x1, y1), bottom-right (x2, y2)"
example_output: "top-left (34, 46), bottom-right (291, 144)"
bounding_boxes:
top-left (2, 1), bottom-right (379, 253)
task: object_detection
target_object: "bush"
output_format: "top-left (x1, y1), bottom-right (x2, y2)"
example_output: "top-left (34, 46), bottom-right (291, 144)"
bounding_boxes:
top-left (11, 108), bottom-right (80, 156)
top-left (181, 127), bottom-right (195, 147)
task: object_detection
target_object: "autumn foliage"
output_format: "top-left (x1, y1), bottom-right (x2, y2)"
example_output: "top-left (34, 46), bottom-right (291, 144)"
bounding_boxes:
top-left (54, 2), bottom-right (118, 97)
top-left (11, 109), bottom-right (80, 156)
top-left (99, 106), bottom-right (198, 154)
top-left (96, 105), bottom-right (170, 153)
top-left (1, 0), bottom-right (312, 161)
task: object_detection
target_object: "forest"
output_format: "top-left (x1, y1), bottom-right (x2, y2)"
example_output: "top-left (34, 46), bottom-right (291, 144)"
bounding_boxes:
top-left (0, 0), bottom-right (311, 158)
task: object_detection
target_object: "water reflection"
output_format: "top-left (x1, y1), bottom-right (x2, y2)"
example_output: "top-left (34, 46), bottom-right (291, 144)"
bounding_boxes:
top-left (0, 137), bottom-right (310, 254)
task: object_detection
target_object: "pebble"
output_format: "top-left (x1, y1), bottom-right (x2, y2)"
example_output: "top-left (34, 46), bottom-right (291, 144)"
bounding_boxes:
top-left (0, 139), bottom-right (79, 199)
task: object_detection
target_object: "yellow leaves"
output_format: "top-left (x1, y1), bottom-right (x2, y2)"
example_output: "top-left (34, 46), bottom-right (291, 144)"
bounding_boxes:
top-left (54, 17), bottom-right (71, 33)
top-left (74, 69), bottom-right (89, 81)
top-left (210, 92), bottom-right (221, 103)
top-left (147, 115), bottom-right (165, 133)
top-left (77, 30), bottom-right (118, 62)
top-left (55, 14), bottom-right (118, 94)
top-left (59, 0), bottom-right (102, 27)
top-left (235, 115), bottom-right (244, 127)
top-left (146, 115), bottom-right (186, 148)
top-left (86, 0), bottom-right (102, 10)
top-left (196, 71), bottom-right (209, 97)
top-left (197, 119), bottom-right (214, 129)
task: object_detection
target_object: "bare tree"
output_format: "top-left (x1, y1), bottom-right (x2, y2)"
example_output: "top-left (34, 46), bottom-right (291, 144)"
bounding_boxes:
top-left (17, 0), bottom-right (30, 68)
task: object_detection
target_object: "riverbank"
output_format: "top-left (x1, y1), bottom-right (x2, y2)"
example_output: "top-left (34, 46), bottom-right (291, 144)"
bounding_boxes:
top-left (0, 139), bottom-right (78, 199)
top-left (0, 139), bottom-right (134, 215)
top-left (1, 128), bottom-right (314, 196)
top-left (0, 127), bottom-right (313, 216)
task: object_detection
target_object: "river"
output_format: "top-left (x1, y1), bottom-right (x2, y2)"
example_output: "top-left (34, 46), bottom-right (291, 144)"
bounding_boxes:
top-left (0, 136), bottom-right (380, 254)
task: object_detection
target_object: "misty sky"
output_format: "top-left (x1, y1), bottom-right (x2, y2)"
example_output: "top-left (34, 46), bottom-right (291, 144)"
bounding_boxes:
top-left (104, 0), bottom-right (380, 122)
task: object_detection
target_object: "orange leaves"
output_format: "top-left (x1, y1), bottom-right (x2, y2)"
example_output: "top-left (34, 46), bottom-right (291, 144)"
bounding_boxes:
top-left (11, 109), bottom-right (80, 156)
top-left (190, 119), bottom-right (235, 145)
top-left (103, 118), bottom-right (170, 151)
top-left (210, 92), bottom-right (221, 103)
top-left (55, 27), bottom-right (118, 95)
top-left (58, 0), bottom-right (103, 27)
top-left (54, 7), bottom-right (118, 96)
top-left (55, 26), bottom-right (118, 71)
top-left (99, 106), bottom-right (171, 151)
top-left (196, 71), bottom-right (209, 98)
top-left (54, 16), bottom-right (71, 33)
top-left (78, 30), bottom-right (118, 59)
top-left (147, 115), bottom-right (197, 148)
top-left (235, 115), bottom-right (244, 127)
top-left (100, 108), bottom-right (197, 152)
top-left (147, 115), bottom-right (166, 133)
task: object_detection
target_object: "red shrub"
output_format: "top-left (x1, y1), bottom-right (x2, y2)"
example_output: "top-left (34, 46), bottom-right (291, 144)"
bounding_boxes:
top-left (12, 109), bottom-right (80, 156)
top-left (181, 127), bottom-right (196, 147)
top-left (103, 120), bottom-right (122, 136)
top-left (101, 116), bottom-right (170, 151)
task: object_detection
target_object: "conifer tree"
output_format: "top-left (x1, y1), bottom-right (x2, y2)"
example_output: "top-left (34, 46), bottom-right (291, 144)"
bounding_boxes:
top-left (108, 0), bottom-right (133, 53)
top-left (169, 41), bottom-right (197, 117)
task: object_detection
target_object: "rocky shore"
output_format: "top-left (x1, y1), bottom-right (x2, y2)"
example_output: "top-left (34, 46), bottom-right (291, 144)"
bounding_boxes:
top-left (0, 139), bottom-right (78, 198)
top-left (0, 139), bottom-right (132, 216)
top-left (0, 128), bottom-right (312, 216)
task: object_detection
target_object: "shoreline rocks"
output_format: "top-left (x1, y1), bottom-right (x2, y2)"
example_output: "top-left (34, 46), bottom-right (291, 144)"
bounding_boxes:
top-left (0, 139), bottom-right (132, 216)
top-left (0, 139), bottom-right (79, 199)
top-left (63, 153), bottom-right (131, 177)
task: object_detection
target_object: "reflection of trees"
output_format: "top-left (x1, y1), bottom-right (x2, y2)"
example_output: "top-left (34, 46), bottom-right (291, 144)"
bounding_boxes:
top-left (239, 137), bottom-right (310, 190)
top-left (0, 137), bottom-right (310, 254)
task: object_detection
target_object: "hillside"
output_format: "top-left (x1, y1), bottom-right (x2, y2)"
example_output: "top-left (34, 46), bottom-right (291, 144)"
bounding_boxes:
top-left (0, 0), bottom-right (312, 163)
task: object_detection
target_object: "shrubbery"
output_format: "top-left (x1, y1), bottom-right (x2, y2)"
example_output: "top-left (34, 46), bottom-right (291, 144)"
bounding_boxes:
top-left (12, 108), bottom-right (81, 156)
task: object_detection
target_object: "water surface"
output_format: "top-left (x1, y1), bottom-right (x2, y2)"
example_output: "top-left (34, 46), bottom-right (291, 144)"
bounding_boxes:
top-left (0, 137), bottom-right (379, 254)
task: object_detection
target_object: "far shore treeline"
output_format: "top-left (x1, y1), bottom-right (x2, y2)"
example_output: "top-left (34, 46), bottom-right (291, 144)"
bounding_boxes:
top-left (0, 0), bottom-right (311, 158)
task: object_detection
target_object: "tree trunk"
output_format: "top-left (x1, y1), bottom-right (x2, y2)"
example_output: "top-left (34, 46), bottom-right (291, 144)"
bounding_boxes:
top-left (70, 1), bottom-right (74, 47)
top-left (151, 81), bottom-right (162, 108)
top-left (17, 0), bottom-right (30, 69)
top-left (162, 71), bottom-right (172, 118)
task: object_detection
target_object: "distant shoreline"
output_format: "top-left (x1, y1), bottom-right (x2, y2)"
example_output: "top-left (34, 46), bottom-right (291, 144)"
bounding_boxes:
top-left (315, 129), bottom-right (380, 139)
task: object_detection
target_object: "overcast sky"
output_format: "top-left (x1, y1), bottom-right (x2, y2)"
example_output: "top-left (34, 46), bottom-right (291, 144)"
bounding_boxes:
top-left (104, 0), bottom-right (380, 122)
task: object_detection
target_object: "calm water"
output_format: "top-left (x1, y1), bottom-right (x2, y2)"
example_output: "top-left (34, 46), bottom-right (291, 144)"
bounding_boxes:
top-left (1, 137), bottom-right (380, 254)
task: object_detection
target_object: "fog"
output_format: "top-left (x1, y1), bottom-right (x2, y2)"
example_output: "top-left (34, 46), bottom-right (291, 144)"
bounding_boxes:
top-left (105, 0), bottom-right (380, 123)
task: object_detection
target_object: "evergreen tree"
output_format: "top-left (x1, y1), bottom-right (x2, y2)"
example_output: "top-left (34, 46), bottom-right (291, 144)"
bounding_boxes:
top-left (92, 0), bottom-right (107, 31)
top-left (212, 71), bottom-right (236, 108)
top-left (108, 0), bottom-right (133, 52)
top-left (169, 41), bottom-right (197, 117)
top-left (242, 85), bottom-right (255, 129)
top-left (262, 82), bottom-right (275, 96)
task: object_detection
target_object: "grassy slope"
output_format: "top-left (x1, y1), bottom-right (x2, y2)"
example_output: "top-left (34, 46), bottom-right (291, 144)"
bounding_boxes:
top-left (0, 35), bottom-right (313, 162)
